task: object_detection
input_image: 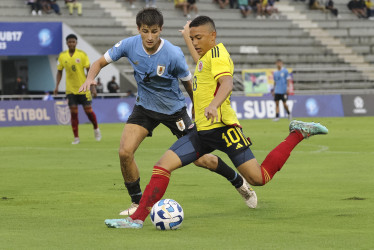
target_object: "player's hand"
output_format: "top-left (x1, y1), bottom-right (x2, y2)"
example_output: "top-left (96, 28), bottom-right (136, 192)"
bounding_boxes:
top-left (204, 105), bottom-right (219, 124)
top-left (271, 89), bottom-right (275, 97)
top-left (53, 87), bottom-right (58, 96)
top-left (79, 79), bottom-right (96, 93)
top-left (178, 21), bottom-right (192, 37)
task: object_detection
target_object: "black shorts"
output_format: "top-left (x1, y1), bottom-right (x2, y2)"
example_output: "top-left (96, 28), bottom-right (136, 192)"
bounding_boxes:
top-left (67, 94), bottom-right (92, 107)
top-left (274, 93), bottom-right (288, 102)
top-left (127, 105), bottom-right (192, 138)
top-left (170, 125), bottom-right (255, 167)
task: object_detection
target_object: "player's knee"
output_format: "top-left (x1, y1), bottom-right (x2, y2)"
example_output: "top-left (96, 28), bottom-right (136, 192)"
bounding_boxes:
top-left (193, 154), bottom-right (218, 170)
top-left (118, 147), bottom-right (134, 162)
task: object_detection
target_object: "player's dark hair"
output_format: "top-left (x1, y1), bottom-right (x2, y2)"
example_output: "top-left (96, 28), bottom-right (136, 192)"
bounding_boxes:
top-left (66, 34), bottom-right (78, 41)
top-left (189, 16), bottom-right (216, 32)
top-left (136, 8), bottom-right (163, 28)
top-left (276, 59), bottom-right (283, 63)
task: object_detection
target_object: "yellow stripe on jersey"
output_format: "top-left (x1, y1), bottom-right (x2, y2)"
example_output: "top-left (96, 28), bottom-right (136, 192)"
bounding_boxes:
top-left (193, 43), bottom-right (240, 131)
top-left (57, 49), bottom-right (90, 95)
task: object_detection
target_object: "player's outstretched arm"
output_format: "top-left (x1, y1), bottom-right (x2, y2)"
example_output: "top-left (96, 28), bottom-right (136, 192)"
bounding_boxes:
top-left (205, 75), bottom-right (233, 123)
top-left (179, 21), bottom-right (199, 64)
top-left (79, 56), bottom-right (109, 92)
top-left (54, 70), bottom-right (63, 96)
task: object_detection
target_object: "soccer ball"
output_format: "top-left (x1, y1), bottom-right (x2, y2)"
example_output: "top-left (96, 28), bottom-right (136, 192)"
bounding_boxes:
top-left (150, 199), bottom-right (184, 230)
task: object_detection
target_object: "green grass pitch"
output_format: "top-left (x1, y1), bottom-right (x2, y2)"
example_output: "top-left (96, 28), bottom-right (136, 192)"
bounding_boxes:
top-left (1, 117), bottom-right (373, 249)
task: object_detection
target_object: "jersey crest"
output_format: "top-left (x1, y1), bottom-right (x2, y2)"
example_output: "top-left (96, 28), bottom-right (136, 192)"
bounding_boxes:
top-left (75, 58), bottom-right (81, 63)
top-left (198, 61), bottom-right (203, 72)
top-left (157, 65), bottom-right (166, 76)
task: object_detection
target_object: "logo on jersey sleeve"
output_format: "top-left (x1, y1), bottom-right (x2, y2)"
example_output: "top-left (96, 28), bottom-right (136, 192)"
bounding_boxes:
top-left (157, 65), bottom-right (166, 76)
top-left (198, 61), bottom-right (203, 72)
top-left (115, 41), bottom-right (122, 47)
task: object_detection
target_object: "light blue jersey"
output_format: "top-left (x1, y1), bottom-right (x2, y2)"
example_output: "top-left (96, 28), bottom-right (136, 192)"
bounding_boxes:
top-left (273, 67), bottom-right (289, 94)
top-left (104, 35), bottom-right (191, 115)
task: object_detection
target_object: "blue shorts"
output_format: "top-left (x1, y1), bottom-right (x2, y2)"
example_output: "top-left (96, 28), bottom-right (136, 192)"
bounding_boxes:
top-left (169, 125), bottom-right (255, 168)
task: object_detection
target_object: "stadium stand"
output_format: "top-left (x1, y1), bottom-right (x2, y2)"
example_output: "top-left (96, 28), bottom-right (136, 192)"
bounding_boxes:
top-left (1, 0), bottom-right (373, 94)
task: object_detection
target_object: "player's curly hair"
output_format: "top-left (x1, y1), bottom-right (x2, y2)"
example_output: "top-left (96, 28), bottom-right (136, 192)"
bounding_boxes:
top-left (66, 34), bottom-right (78, 41)
top-left (136, 8), bottom-right (163, 28)
top-left (189, 16), bottom-right (216, 32)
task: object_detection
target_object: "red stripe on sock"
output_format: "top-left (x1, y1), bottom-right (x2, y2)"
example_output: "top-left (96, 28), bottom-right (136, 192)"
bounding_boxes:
top-left (130, 166), bottom-right (171, 222)
top-left (260, 131), bottom-right (303, 185)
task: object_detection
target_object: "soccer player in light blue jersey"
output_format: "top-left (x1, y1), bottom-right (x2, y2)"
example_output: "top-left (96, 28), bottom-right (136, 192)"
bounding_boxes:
top-left (272, 59), bottom-right (292, 121)
top-left (79, 8), bottom-right (257, 216)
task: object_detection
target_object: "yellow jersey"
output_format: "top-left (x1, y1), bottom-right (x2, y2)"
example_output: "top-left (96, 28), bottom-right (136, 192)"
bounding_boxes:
top-left (57, 49), bottom-right (90, 96)
top-left (193, 43), bottom-right (240, 131)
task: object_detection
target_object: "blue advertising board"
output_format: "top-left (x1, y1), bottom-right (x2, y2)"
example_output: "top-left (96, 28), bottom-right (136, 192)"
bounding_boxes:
top-left (0, 95), bottom-right (344, 127)
top-left (0, 22), bottom-right (62, 56)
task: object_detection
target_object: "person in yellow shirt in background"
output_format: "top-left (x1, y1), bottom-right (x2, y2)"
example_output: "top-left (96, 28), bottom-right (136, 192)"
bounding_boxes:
top-left (365, 0), bottom-right (374, 18)
top-left (65, 0), bottom-right (82, 16)
top-left (54, 34), bottom-right (101, 144)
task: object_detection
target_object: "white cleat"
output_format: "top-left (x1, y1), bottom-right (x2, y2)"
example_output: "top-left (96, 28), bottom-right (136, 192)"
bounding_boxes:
top-left (119, 202), bottom-right (139, 216)
top-left (94, 128), bottom-right (102, 141)
top-left (72, 137), bottom-right (80, 145)
top-left (236, 180), bottom-right (257, 208)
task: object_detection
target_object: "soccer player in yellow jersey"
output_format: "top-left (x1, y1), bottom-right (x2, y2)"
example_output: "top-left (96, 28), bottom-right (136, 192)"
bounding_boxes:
top-left (54, 34), bottom-right (101, 144)
top-left (104, 16), bottom-right (328, 229)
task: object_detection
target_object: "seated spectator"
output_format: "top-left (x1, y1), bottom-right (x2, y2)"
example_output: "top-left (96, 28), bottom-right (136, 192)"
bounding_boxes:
top-left (348, 0), bottom-right (367, 18)
top-left (107, 76), bottom-right (119, 93)
top-left (309, 0), bottom-right (327, 12)
top-left (253, 0), bottom-right (264, 18)
top-left (145, 0), bottom-right (156, 8)
top-left (326, 0), bottom-right (339, 17)
top-left (125, 0), bottom-right (136, 9)
top-left (174, 0), bottom-right (189, 18)
top-left (49, 0), bottom-right (61, 15)
top-left (238, 0), bottom-right (252, 18)
top-left (266, 0), bottom-right (279, 18)
top-left (187, 0), bottom-right (199, 17)
top-left (27, 0), bottom-right (42, 16)
top-left (40, 0), bottom-right (53, 14)
top-left (65, 0), bottom-right (82, 16)
top-left (95, 78), bottom-right (104, 93)
top-left (218, 0), bottom-right (230, 8)
top-left (365, 0), bottom-right (374, 17)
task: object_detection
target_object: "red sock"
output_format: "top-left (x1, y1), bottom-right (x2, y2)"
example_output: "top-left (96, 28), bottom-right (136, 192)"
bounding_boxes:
top-left (260, 131), bottom-right (304, 184)
top-left (71, 112), bottom-right (79, 138)
top-left (130, 166), bottom-right (170, 222)
top-left (84, 108), bottom-right (98, 129)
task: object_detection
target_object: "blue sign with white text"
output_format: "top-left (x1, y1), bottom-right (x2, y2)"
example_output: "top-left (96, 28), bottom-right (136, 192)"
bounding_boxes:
top-left (0, 22), bottom-right (62, 55)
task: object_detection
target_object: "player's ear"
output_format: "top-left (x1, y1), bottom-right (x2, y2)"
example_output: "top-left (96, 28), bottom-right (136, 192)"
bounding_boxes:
top-left (211, 31), bottom-right (217, 41)
top-left (159, 26), bottom-right (163, 32)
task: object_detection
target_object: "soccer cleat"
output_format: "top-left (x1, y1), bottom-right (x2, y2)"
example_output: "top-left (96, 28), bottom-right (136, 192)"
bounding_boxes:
top-left (288, 113), bottom-right (292, 121)
top-left (289, 120), bottom-right (328, 138)
top-left (119, 202), bottom-right (139, 216)
top-left (273, 118), bottom-right (279, 122)
top-left (94, 128), bottom-right (102, 141)
top-left (72, 137), bottom-right (80, 145)
top-left (236, 179), bottom-right (257, 209)
top-left (105, 218), bottom-right (143, 229)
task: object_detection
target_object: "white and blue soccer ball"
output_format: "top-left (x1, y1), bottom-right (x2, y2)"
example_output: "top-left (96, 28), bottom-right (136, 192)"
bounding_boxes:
top-left (150, 199), bottom-right (184, 230)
